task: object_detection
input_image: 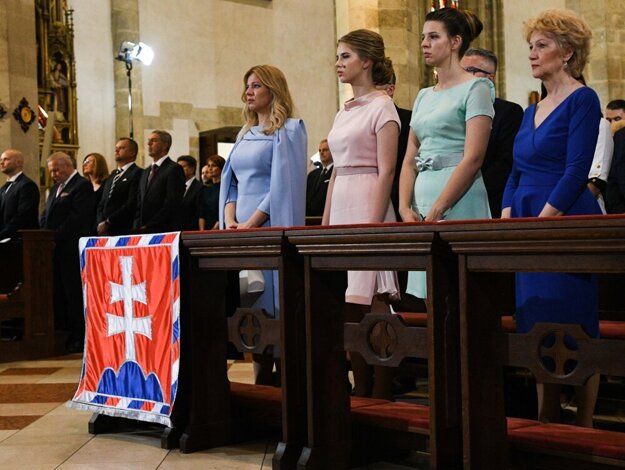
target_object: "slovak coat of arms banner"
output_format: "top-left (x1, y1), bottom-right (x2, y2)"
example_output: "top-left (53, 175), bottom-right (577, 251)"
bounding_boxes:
top-left (68, 232), bottom-right (181, 426)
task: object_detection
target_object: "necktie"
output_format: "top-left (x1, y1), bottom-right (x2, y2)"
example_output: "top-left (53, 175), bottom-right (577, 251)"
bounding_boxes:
top-left (319, 168), bottom-right (328, 183)
top-left (2, 180), bottom-right (14, 195)
top-left (0, 181), bottom-right (11, 213)
top-left (108, 168), bottom-right (123, 198)
top-left (147, 164), bottom-right (158, 188)
top-left (55, 182), bottom-right (65, 199)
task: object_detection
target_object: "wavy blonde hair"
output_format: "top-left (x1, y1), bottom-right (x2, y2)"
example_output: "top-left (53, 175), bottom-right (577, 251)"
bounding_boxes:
top-left (523, 9), bottom-right (592, 78)
top-left (240, 65), bottom-right (293, 136)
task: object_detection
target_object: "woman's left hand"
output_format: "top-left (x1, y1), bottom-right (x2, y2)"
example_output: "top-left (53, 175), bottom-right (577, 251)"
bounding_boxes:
top-left (236, 220), bottom-right (255, 229)
top-left (424, 205), bottom-right (446, 222)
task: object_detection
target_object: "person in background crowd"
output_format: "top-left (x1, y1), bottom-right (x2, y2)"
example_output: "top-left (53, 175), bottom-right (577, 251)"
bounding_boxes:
top-left (606, 100), bottom-right (625, 213)
top-left (0, 149), bottom-right (39, 241)
top-left (605, 99), bottom-right (625, 125)
top-left (40, 152), bottom-right (95, 353)
top-left (201, 164), bottom-right (212, 186)
top-left (501, 8), bottom-right (602, 427)
top-left (177, 155), bottom-right (203, 231)
top-left (199, 154), bottom-right (225, 230)
top-left (377, 72), bottom-right (412, 222)
top-left (97, 138), bottom-right (142, 236)
top-left (82, 152), bottom-right (109, 208)
top-left (306, 139), bottom-right (333, 217)
top-left (134, 130), bottom-right (185, 232)
top-left (461, 48), bottom-right (524, 218)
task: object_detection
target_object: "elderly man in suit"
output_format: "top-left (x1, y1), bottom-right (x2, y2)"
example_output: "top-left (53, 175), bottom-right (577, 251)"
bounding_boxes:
top-left (461, 48), bottom-right (524, 218)
top-left (0, 149), bottom-right (39, 240)
top-left (177, 155), bottom-right (203, 230)
top-left (96, 138), bottom-right (142, 235)
top-left (40, 151), bottom-right (95, 353)
top-left (134, 130), bottom-right (185, 232)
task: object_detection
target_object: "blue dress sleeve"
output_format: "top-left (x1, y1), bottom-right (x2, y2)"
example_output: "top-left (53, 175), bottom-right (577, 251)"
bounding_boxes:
top-left (265, 119), bottom-right (308, 227)
top-left (502, 106), bottom-right (533, 210)
top-left (502, 162), bottom-right (519, 210)
top-left (218, 139), bottom-right (242, 229)
top-left (547, 88), bottom-right (601, 212)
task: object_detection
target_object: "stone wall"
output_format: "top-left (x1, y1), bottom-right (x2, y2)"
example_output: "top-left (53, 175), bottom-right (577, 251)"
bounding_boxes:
top-left (0, 0), bottom-right (39, 181)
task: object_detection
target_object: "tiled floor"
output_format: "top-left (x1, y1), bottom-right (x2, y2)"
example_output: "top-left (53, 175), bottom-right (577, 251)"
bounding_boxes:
top-left (0, 355), bottom-right (424, 469)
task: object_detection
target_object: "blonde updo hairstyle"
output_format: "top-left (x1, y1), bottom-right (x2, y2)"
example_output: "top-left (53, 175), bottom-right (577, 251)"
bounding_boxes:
top-left (425, 7), bottom-right (483, 57)
top-left (241, 64), bottom-right (294, 136)
top-left (523, 9), bottom-right (592, 78)
top-left (338, 29), bottom-right (394, 86)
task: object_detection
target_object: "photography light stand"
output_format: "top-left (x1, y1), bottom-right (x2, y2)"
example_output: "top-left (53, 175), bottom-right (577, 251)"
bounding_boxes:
top-left (115, 41), bottom-right (154, 140)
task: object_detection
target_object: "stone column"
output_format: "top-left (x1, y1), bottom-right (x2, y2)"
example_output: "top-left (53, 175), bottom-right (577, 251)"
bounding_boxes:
top-left (567, 0), bottom-right (624, 105)
top-left (378, 0), bottom-right (423, 109)
top-left (110, 0), bottom-right (145, 165)
top-left (335, 0), bottom-right (380, 104)
top-left (0, 0), bottom-right (40, 182)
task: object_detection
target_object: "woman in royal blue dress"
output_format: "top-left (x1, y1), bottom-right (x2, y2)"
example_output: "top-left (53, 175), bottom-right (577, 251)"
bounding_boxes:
top-left (219, 65), bottom-right (307, 384)
top-left (502, 9), bottom-right (602, 427)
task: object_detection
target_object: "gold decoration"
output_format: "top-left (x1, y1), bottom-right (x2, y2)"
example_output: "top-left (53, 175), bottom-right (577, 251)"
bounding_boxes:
top-left (13, 98), bottom-right (37, 133)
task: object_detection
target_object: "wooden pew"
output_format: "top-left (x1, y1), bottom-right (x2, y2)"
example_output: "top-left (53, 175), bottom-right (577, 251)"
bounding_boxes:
top-left (441, 215), bottom-right (625, 469)
top-left (287, 223), bottom-right (463, 470)
top-left (179, 228), bottom-right (307, 468)
top-left (0, 230), bottom-right (63, 362)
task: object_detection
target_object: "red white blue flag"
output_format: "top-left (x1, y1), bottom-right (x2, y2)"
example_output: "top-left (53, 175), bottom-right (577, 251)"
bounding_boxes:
top-left (68, 232), bottom-right (181, 426)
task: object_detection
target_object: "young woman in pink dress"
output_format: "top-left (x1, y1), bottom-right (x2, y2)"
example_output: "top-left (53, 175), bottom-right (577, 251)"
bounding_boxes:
top-left (323, 29), bottom-right (400, 399)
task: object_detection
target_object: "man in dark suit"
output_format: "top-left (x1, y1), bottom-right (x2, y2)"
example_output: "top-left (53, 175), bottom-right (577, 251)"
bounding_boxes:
top-left (177, 155), bottom-right (203, 231)
top-left (606, 126), bottom-right (625, 213)
top-left (306, 139), bottom-right (334, 217)
top-left (134, 130), bottom-right (185, 232)
top-left (96, 138), bottom-right (142, 236)
top-left (378, 73), bottom-right (412, 221)
top-left (0, 149), bottom-right (39, 240)
top-left (462, 48), bottom-right (524, 218)
top-left (40, 152), bottom-right (95, 353)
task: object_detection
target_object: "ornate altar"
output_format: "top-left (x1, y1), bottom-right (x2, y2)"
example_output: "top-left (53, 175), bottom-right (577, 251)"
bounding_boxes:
top-left (35, 0), bottom-right (79, 160)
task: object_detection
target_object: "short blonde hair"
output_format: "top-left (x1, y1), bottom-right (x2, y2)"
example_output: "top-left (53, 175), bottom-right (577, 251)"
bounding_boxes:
top-left (240, 65), bottom-right (293, 136)
top-left (523, 9), bottom-right (592, 78)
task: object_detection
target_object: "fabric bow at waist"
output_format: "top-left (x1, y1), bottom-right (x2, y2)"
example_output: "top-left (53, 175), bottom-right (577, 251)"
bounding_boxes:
top-left (416, 154), bottom-right (463, 171)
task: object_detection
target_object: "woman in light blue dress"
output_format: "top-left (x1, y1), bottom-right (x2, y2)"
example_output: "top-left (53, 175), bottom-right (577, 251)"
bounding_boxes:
top-left (398, 7), bottom-right (494, 299)
top-left (219, 65), bottom-right (307, 384)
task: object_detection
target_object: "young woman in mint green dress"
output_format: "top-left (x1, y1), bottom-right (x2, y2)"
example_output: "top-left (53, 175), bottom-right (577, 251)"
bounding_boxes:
top-left (399, 8), bottom-right (494, 299)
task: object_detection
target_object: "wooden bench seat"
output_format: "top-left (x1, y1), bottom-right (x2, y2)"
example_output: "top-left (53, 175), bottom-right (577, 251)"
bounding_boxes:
top-left (403, 312), bottom-right (625, 340)
top-left (509, 423), bottom-right (625, 464)
top-left (500, 315), bottom-right (625, 339)
top-left (287, 224), bottom-right (463, 469)
top-left (441, 215), bottom-right (625, 468)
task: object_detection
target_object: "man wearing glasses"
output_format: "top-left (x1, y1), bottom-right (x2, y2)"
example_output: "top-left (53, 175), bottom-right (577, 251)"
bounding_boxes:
top-left (461, 48), bottom-right (524, 218)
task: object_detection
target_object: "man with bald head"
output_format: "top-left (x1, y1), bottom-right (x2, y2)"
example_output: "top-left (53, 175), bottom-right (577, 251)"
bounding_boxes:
top-left (41, 152), bottom-right (95, 353)
top-left (0, 149), bottom-right (39, 240)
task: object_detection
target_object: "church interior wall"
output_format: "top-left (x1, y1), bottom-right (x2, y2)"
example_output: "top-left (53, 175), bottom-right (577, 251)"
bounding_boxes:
top-left (0, 0), bottom-right (39, 180)
top-left (73, 0), bottom-right (116, 166)
top-left (502, 0), bottom-right (566, 108)
top-left (136, 0), bottom-right (339, 161)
